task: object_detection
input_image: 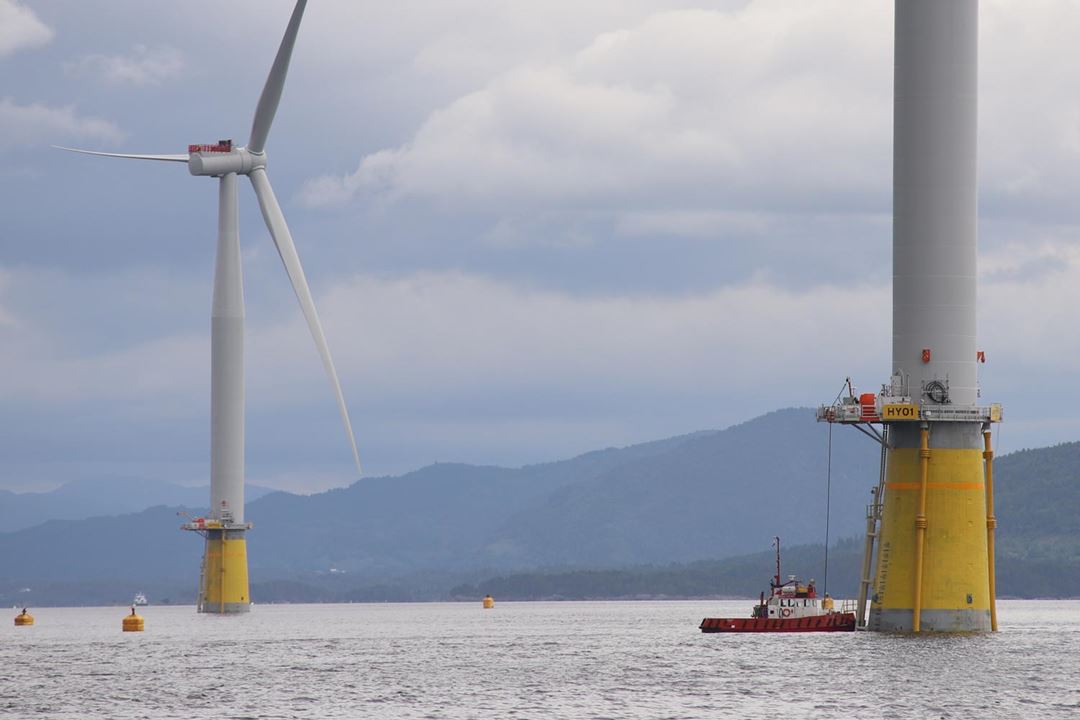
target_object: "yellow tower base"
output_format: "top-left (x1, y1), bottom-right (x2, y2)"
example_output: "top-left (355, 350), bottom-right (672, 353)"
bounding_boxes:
top-left (869, 422), bottom-right (991, 632)
top-left (198, 528), bottom-right (251, 614)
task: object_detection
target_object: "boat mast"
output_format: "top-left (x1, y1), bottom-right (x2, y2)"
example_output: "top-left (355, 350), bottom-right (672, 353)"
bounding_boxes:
top-left (774, 536), bottom-right (781, 588)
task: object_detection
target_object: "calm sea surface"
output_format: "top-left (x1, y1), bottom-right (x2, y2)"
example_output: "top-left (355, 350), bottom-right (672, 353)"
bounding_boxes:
top-left (1, 599), bottom-right (1077, 719)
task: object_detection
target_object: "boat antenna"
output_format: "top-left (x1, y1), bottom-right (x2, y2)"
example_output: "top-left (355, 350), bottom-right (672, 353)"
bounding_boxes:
top-left (773, 536), bottom-right (781, 588)
top-left (824, 421), bottom-right (833, 595)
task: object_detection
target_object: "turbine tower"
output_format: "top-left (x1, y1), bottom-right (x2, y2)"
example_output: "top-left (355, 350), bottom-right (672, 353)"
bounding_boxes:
top-left (818, 0), bottom-right (1001, 632)
top-left (59, 0), bottom-right (361, 614)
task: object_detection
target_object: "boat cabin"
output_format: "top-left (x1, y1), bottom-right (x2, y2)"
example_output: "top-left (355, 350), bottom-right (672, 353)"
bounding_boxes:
top-left (752, 574), bottom-right (834, 619)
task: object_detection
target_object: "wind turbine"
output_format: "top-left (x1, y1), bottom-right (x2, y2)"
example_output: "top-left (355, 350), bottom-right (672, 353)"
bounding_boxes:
top-left (59, 0), bottom-right (360, 614)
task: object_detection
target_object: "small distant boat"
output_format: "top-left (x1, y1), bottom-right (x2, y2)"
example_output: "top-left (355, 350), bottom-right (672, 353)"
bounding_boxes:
top-left (700, 537), bottom-right (856, 633)
top-left (133, 592), bottom-right (148, 607)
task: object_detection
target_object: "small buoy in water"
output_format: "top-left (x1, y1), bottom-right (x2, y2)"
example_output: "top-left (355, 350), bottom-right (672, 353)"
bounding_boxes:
top-left (122, 606), bottom-right (144, 632)
top-left (482, 594), bottom-right (495, 609)
top-left (14, 608), bottom-right (34, 626)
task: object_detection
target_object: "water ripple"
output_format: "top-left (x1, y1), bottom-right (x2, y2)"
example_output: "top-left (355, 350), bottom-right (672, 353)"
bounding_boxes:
top-left (1, 600), bottom-right (1078, 718)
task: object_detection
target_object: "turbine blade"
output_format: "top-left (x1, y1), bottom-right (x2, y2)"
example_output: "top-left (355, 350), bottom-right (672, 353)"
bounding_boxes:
top-left (53, 146), bottom-right (189, 162)
top-left (248, 168), bottom-right (363, 476)
top-left (248, 0), bottom-right (307, 154)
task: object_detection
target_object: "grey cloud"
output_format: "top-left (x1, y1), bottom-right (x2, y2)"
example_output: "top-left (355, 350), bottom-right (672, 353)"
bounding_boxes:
top-left (0, 97), bottom-right (124, 149)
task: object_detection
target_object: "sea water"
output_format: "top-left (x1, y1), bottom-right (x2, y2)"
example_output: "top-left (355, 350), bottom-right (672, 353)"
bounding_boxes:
top-left (1, 600), bottom-right (1077, 719)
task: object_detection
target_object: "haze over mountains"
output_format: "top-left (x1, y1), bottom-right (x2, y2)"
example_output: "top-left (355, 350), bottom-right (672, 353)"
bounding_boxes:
top-left (0, 478), bottom-right (275, 533)
top-left (2, 407), bottom-right (1078, 605)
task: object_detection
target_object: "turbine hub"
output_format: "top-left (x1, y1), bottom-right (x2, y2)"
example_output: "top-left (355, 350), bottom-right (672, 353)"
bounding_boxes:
top-left (187, 139), bottom-right (265, 177)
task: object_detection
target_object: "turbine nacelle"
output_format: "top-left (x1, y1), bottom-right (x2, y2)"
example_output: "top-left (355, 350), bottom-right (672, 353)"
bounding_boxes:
top-left (187, 141), bottom-right (265, 177)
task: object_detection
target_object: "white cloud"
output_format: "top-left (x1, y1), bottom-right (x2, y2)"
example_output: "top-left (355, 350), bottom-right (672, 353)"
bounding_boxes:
top-left (158, 253), bottom-right (1080, 434)
top-left (0, 0), bottom-right (52, 57)
top-left (979, 1), bottom-right (1080, 217)
top-left (0, 267), bottom-right (206, 406)
top-left (301, 1), bottom-right (892, 211)
top-left (979, 240), bottom-right (1080, 371)
top-left (11, 246), bottom-right (1080, 419)
top-left (192, 249), bottom-right (1080, 456)
top-left (65, 45), bottom-right (184, 87)
top-left (248, 270), bottom-right (891, 409)
top-left (616, 210), bottom-right (772, 239)
top-left (0, 97), bottom-right (124, 149)
top-left (298, 173), bottom-right (359, 208)
top-left (5, 235), bottom-right (1080, 474)
top-left (0, 264), bottom-right (890, 413)
top-left (46, 333), bottom-right (208, 406)
top-left (299, 0), bottom-right (1080, 234)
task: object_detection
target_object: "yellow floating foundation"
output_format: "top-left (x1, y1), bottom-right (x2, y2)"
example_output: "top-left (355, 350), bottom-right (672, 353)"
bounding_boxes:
top-left (14, 609), bottom-right (33, 626)
top-left (123, 608), bottom-right (145, 632)
top-left (199, 528), bottom-right (251, 614)
top-left (483, 595), bottom-right (495, 609)
top-left (870, 423), bottom-right (991, 632)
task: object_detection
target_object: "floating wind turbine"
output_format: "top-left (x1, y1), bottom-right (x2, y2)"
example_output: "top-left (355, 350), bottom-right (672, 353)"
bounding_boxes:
top-left (817, 0), bottom-right (998, 633)
top-left (58, 0), bottom-right (359, 614)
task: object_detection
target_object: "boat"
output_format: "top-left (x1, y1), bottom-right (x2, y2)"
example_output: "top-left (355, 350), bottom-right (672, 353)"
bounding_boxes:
top-left (133, 592), bottom-right (148, 607)
top-left (700, 537), bottom-right (856, 633)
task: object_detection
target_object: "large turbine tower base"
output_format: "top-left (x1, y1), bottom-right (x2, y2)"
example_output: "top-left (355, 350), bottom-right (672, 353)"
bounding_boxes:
top-left (185, 522), bottom-right (251, 614)
top-left (870, 422), bottom-right (990, 632)
top-left (203, 529), bottom-right (250, 614)
top-left (818, 402), bottom-right (1000, 633)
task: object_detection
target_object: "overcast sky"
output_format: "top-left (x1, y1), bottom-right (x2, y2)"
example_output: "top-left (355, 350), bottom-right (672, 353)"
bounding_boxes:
top-left (2, 0), bottom-right (1079, 493)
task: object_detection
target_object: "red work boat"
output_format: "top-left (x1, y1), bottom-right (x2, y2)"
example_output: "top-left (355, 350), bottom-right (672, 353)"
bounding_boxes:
top-left (700, 537), bottom-right (856, 633)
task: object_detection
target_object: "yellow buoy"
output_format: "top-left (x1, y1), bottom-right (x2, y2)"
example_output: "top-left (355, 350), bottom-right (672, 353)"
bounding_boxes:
top-left (482, 594), bottom-right (495, 609)
top-left (14, 608), bottom-right (34, 626)
top-left (122, 607), bottom-right (145, 632)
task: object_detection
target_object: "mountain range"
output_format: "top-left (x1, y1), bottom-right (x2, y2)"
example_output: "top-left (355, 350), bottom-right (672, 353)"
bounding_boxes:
top-left (1, 407), bottom-right (1078, 605)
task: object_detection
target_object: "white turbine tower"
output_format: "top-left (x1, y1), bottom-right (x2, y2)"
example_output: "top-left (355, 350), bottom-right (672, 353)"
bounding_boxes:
top-left (59, 0), bottom-right (360, 614)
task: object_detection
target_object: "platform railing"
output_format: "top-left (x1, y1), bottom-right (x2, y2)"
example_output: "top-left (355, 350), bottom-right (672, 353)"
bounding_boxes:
top-left (817, 402), bottom-right (1002, 424)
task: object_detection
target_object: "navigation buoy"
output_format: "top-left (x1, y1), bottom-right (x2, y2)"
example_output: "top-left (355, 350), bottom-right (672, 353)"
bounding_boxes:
top-left (14, 608), bottom-right (34, 626)
top-left (122, 606), bottom-right (144, 632)
top-left (482, 594), bottom-right (495, 609)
